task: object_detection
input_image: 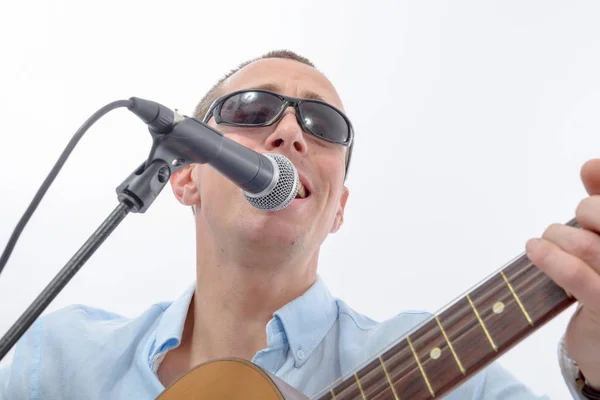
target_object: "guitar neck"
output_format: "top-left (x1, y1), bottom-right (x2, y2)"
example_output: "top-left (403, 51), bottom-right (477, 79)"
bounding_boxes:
top-left (315, 219), bottom-right (578, 400)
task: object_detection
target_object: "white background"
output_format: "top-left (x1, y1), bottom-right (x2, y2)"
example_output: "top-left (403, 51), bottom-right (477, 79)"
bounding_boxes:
top-left (1, 1), bottom-right (599, 398)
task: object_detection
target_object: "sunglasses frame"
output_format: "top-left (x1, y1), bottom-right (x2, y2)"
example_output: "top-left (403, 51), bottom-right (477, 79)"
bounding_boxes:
top-left (202, 89), bottom-right (354, 147)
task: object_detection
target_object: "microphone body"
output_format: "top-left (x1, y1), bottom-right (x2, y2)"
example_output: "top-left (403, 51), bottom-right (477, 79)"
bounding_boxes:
top-left (159, 117), bottom-right (276, 194)
top-left (128, 98), bottom-right (299, 211)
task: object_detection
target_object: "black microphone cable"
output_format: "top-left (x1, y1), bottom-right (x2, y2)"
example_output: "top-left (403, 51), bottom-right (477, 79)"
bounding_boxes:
top-left (0, 99), bottom-right (134, 277)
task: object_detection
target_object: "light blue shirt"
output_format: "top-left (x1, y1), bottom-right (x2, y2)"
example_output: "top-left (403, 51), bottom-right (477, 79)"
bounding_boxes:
top-left (0, 276), bottom-right (583, 399)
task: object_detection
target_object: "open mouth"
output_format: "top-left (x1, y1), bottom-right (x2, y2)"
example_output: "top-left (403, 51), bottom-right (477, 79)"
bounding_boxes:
top-left (295, 180), bottom-right (311, 199)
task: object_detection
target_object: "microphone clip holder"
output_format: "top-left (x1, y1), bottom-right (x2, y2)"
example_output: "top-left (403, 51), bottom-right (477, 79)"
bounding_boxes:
top-left (116, 158), bottom-right (172, 213)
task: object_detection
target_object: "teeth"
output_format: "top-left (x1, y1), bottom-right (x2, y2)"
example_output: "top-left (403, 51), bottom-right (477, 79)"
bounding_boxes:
top-left (297, 181), bottom-right (307, 198)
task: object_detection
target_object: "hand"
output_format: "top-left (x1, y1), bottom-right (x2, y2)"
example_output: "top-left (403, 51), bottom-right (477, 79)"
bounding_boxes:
top-left (525, 159), bottom-right (600, 389)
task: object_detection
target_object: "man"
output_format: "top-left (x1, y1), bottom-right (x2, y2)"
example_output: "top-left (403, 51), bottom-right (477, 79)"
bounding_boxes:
top-left (1, 50), bottom-right (600, 399)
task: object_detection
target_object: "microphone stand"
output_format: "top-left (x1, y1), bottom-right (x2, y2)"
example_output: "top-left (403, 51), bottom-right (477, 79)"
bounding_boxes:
top-left (0, 97), bottom-right (277, 361)
top-left (0, 158), bottom-right (171, 361)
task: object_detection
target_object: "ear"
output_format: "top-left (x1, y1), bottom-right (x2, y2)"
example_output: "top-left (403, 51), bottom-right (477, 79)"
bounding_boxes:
top-left (170, 165), bottom-right (201, 207)
top-left (330, 186), bottom-right (350, 234)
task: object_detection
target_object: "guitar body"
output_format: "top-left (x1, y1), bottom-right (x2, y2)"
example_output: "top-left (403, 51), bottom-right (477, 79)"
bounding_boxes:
top-left (157, 357), bottom-right (308, 400)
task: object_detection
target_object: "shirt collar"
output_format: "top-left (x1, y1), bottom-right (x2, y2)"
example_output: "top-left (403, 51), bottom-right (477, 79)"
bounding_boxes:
top-left (149, 275), bottom-right (338, 369)
top-left (150, 283), bottom-right (195, 366)
top-left (273, 275), bottom-right (338, 367)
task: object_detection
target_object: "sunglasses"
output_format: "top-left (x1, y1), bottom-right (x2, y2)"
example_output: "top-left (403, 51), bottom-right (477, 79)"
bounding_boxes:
top-left (202, 89), bottom-right (354, 147)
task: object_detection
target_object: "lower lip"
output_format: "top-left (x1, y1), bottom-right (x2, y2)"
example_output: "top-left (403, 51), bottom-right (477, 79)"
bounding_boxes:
top-left (289, 195), bottom-right (311, 206)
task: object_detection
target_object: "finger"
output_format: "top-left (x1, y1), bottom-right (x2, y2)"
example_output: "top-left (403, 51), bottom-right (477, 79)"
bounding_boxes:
top-left (581, 159), bottom-right (600, 196)
top-left (526, 238), bottom-right (600, 311)
top-left (576, 195), bottom-right (600, 233)
top-left (542, 223), bottom-right (600, 274)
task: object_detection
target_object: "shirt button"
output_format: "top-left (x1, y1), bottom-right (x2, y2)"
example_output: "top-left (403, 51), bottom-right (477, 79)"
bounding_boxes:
top-left (296, 349), bottom-right (305, 360)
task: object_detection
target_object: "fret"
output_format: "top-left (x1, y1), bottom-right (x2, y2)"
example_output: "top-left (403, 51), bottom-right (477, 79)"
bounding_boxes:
top-left (500, 270), bottom-right (533, 326)
top-left (354, 373), bottom-right (367, 400)
top-left (378, 356), bottom-right (400, 400)
top-left (357, 360), bottom-right (400, 400)
top-left (319, 339), bottom-right (424, 400)
top-left (406, 317), bottom-right (469, 397)
top-left (325, 355), bottom-right (402, 400)
top-left (505, 257), bottom-right (574, 324)
top-left (466, 294), bottom-right (497, 351)
top-left (435, 317), bottom-right (465, 374)
top-left (324, 368), bottom-right (363, 400)
top-left (407, 336), bottom-right (435, 397)
top-left (338, 362), bottom-right (384, 400)
top-left (467, 270), bottom-right (533, 352)
top-left (437, 297), bottom-right (496, 373)
top-left (377, 340), bottom-right (432, 399)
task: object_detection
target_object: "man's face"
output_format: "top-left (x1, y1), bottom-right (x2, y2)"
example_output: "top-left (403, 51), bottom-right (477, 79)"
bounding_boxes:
top-left (177, 58), bottom-right (350, 253)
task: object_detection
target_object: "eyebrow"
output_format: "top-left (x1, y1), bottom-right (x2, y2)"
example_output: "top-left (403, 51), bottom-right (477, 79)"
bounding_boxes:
top-left (248, 82), bottom-right (328, 102)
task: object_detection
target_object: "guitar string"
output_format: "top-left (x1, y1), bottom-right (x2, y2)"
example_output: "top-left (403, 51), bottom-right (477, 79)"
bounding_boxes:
top-left (329, 272), bottom-right (543, 400)
top-left (357, 266), bottom-right (559, 400)
top-left (310, 257), bottom-right (571, 400)
top-left (311, 218), bottom-right (580, 399)
top-left (327, 266), bottom-right (563, 400)
top-left (310, 256), bottom-right (532, 400)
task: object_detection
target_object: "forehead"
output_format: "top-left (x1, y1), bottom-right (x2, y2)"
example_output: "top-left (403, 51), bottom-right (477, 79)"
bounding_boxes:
top-left (220, 58), bottom-right (345, 111)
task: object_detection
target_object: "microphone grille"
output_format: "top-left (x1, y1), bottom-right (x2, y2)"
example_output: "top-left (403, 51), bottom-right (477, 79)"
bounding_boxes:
top-left (243, 153), bottom-right (299, 211)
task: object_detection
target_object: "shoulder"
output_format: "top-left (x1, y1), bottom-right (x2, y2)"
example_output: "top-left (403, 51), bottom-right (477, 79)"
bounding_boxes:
top-left (42, 303), bottom-right (128, 328)
top-left (37, 302), bottom-right (167, 341)
top-left (336, 299), bottom-right (431, 342)
top-left (333, 299), bottom-right (431, 372)
top-left (14, 302), bottom-right (169, 363)
top-left (0, 302), bottom-right (170, 399)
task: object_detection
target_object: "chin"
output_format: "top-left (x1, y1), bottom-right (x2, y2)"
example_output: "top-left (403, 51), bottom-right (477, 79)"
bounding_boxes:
top-left (237, 214), bottom-right (309, 248)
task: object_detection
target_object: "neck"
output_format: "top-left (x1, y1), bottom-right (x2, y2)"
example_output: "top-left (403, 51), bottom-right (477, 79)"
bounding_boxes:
top-left (191, 231), bottom-right (318, 359)
top-left (192, 215), bottom-right (319, 326)
top-left (157, 217), bottom-right (319, 388)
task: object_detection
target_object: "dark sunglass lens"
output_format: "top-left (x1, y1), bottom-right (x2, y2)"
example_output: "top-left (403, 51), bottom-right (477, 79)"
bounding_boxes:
top-left (300, 102), bottom-right (349, 144)
top-left (220, 91), bottom-right (282, 125)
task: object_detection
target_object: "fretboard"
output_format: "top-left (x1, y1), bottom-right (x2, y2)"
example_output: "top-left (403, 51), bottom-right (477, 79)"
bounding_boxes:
top-left (314, 219), bottom-right (578, 400)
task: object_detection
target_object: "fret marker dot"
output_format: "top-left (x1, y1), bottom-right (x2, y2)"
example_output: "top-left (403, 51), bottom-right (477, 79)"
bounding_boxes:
top-left (430, 347), bottom-right (441, 360)
top-left (493, 301), bottom-right (505, 314)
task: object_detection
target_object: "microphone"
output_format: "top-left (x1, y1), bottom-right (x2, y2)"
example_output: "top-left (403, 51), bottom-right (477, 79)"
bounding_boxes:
top-left (127, 97), bottom-right (301, 211)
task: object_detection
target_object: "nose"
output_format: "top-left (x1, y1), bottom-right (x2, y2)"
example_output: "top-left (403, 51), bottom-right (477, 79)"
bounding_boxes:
top-left (265, 107), bottom-right (308, 155)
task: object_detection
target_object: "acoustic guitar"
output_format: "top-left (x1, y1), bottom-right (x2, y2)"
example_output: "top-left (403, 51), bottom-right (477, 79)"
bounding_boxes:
top-left (157, 219), bottom-right (580, 399)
